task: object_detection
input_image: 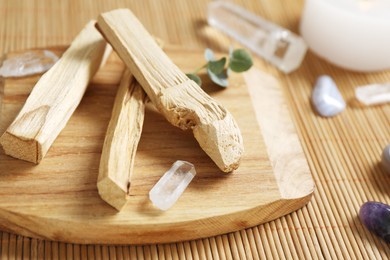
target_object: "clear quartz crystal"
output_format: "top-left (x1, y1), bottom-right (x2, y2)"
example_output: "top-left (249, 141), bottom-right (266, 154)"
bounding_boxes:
top-left (149, 161), bottom-right (196, 211)
top-left (355, 83), bottom-right (390, 106)
top-left (0, 50), bottom-right (59, 78)
top-left (207, 1), bottom-right (307, 73)
top-left (312, 75), bottom-right (346, 117)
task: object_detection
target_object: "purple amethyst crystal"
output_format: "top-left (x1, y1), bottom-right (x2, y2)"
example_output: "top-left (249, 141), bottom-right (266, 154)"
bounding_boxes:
top-left (359, 201), bottom-right (390, 243)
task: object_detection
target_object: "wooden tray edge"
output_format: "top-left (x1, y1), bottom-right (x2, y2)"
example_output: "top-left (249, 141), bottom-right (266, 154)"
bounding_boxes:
top-left (0, 194), bottom-right (313, 244)
top-left (0, 47), bottom-right (315, 244)
top-left (244, 68), bottom-right (315, 200)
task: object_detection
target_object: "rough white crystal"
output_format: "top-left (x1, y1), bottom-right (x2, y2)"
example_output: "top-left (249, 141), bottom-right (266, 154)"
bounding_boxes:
top-left (149, 161), bottom-right (196, 211)
top-left (0, 50), bottom-right (59, 78)
top-left (382, 145), bottom-right (390, 175)
top-left (312, 75), bottom-right (346, 117)
top-left (207, 1), bottom-right (307, 73)
top-left (355, 83), bottom-right (390, 106)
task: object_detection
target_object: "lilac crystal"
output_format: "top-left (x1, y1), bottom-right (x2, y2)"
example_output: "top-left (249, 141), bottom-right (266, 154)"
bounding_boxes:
top-left (0, 50), bottom-right (59, 78)
top-left (359, 201), bottom-right (390, 243)
top-left (312, 75), bottom-right (346, 117)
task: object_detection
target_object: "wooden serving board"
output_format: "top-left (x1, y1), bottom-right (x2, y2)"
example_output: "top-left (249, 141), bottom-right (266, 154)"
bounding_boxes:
top-left (0, 46), bottom-right (314, 244)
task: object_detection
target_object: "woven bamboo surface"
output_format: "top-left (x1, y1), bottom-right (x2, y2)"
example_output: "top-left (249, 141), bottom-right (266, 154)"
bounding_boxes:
top-left (0, 0), bottom-right (389, 259)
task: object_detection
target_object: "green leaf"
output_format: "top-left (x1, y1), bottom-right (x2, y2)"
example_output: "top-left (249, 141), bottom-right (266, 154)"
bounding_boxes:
top-left (204, 48), bottom-right (215, 62)
top-left (186, 73), bottom-right (202, 86)
top-left (207, 68), bottom-right (228, 87)
top-left (207, 57), bottom-right (226, 75)
top-left (228, 49), bottom-right (253, 72)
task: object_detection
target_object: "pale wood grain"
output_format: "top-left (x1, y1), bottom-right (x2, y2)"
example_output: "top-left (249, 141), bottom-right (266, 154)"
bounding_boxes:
top-left (0, 46), bottom-right (313, 244)
top-left (0, 21), bottom-right (106, 163)
top-left (98, 69), bottom-right (147, 211)
top-left (97, 9), bottom-right (244, 173)
top-left (97, 40), bottom-right (163, 211)
top-left (245, 68), bottom-right (314, 199)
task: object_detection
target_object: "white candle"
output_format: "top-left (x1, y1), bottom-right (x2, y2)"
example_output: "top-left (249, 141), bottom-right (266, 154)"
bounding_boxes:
top-left (300, 0), bottom-right (390, 71)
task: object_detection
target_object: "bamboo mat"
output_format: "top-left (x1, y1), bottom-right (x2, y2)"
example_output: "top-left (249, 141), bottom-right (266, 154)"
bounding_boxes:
top-left (0, 0), bottom-right (389, 259)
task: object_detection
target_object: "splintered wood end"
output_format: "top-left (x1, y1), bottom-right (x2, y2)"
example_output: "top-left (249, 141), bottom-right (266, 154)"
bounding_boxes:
top-left (193, 112), bottom-right (244, 173)
top-left (97, 9), bottom-right (244, 173)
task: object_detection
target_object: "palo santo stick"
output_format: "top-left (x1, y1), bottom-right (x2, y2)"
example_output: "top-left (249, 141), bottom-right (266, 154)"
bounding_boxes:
top-left (97, 69), bottom-right (147, 211)
top-left (98, 40), bottom-right (162, 211)
top-left (0, 21), bottom-right (106, 163)
top-left (97, 9), bottom-right (244, 172)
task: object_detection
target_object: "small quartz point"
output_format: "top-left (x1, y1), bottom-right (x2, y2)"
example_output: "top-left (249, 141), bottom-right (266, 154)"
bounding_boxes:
top-left (355, 83), bottom-right (390, 106)
top-left (382, 145), bottom-right (390, 175)
top-left (149, 161), bottom-right (196, 211)
top-left (312, 75), bottom-right (346, 117)
top-left (0, 50), bottom-right (59, 78)
top-left (207, 1), bottom-right (307, 73)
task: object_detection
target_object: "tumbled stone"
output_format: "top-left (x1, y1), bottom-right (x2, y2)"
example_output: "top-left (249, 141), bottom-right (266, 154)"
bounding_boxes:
top-left (359, 201), bottom-right (390, 243)
top-left (355, 83), bottom-right (390, 106)
top-left (312, 75), bottom-right (346, 117)
top-left (149, 160), bottom-right (196, 211)
top-left (0, 50), bottom-right (59, 78)
top-left (382, 145), bottom-right (390, 175)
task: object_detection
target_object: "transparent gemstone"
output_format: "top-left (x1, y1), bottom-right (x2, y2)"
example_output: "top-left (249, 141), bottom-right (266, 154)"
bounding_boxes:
top-left (207, 1), bottom-right (307, 73)
top-left (382, 145), bottom-right (390, 175)
top-left (149, 160), bottom-right (196, 211)
top-left (312, 75), bottom-right (346, 117)
top-left (0, 50), bottom-right (59, 78)
top-left (355, 83), bottom-right (390, 106)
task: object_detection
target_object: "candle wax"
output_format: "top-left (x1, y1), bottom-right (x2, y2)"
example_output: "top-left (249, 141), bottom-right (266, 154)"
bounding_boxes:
top-left (300, 0), bottom-right (390, 71)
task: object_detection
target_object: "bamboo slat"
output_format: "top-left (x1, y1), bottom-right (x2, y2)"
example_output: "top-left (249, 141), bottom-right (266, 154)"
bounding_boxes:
top-left (0, 0), bottom-right (389, 259)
